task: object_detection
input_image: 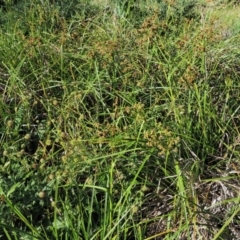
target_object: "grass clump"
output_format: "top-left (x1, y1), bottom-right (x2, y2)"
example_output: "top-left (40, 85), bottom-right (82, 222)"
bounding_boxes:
top-left (0, 0), bottom-right (240, 239)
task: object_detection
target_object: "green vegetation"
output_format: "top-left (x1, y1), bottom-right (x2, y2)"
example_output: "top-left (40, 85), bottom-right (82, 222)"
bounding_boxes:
top-left (0, 0), bottom-right (240, 239)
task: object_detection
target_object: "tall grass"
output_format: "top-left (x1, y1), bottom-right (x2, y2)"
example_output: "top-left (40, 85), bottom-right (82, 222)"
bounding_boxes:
top-left (0, 0), bottom-right (240, 239)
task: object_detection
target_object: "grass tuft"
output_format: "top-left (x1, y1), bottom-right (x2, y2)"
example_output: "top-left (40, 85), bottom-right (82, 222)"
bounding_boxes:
top-left (1, 0), bottom-right (240, 239)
